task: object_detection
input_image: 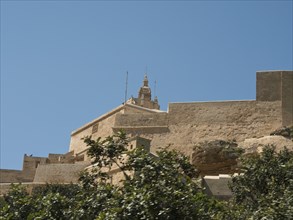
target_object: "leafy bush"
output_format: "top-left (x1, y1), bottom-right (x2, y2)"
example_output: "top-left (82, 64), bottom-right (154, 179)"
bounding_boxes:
top-left (0, 132), bottom-right (222, 219)
top-left (227, 146), bottom-right (293, 219)
top-left (1, 133), bottom-right (292, 219)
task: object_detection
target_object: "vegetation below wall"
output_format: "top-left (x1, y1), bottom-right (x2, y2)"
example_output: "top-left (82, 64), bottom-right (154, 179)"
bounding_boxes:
top-left (270, 125), bottom-right (293, 140)
top-left (1, 131), bottom-right (293, 219)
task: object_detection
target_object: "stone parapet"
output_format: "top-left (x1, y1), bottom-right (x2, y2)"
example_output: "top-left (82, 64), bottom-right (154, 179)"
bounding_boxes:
top-left (33, 163), bottom-right (89, 183)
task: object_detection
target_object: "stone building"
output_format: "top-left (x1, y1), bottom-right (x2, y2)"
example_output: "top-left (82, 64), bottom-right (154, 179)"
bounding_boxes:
top-left (70, 70), bottom-right (292, 163)
top-left (1, 70), bottom-right (292, 197)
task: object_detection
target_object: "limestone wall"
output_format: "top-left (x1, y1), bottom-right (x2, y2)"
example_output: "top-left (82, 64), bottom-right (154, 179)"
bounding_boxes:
top-left (147, 100), bottom-right (282, 157)
top-left (70, 110), bottom-right (123, 154)
top-left (70, 105), bottom-right (164, 156)
top-left (48, 154), bottom-right (64, 163)
top-left (124, 106), bottom-right (152, 114)
top-left (69, 100), bottom-right (283, 164)
top-left (203, 175), bottom-right (232, 200)
top-left (69, 71), bottom-right (290, 163)
top-left (48, 151), bottom-right (75, 163)
top-left (256, 72), bottom-right (282, 101)
top-left (33, 163), bottom-right (89, 183)
top-left (22, 156), bottom-right (48, 181)
top-left (257, 71), bottom-right (293, 126)
top-left (114, 112), bottom-right (168, 127)
top-left (0, 154), bottom-right (76, 184)
top-left (168, 100), bottom-right (281, 126)
top-left (281, 72), bottom-right (293, 126)
top-left (0, 170), bottom-right (23, 183)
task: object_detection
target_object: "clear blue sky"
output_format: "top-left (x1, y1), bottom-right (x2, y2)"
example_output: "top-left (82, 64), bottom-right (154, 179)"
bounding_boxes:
top-left (1, 1), bottom-right (292, 170)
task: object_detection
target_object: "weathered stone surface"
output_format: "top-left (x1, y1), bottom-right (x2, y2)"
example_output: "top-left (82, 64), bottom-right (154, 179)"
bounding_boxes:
top-left (203, 174), bottom-right (233, 200)
top-left (0, 170), bottom-right (23, 183)
top-left (2, 70), bottom-right (292, 198)
top-left (0, 152), bottom-right (81, 184)
top-left (270, 125), bottom-right (293, 140)
top-left (191, 134), bottom-right (293, 176)
top-left (192, 140), bottom-right (241, 175)
top-left (33, 162), bottom-right (90, 183)
top-left (238, 135), bottom-right (293, 155)
top-left (69, 71), bottom-right (292, 164)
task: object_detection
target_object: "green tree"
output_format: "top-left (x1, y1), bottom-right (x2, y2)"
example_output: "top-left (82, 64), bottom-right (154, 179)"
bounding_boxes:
top-left (83, 131), bottom-right (222, 219)
top-left (0, 184), bottom-right (34, 219)
top-left (227, 146), bottom-right (293, 219)
top-left (0, 183), bottom-right (81, 220)
top-left (0, 131), bottom-right (222, 219)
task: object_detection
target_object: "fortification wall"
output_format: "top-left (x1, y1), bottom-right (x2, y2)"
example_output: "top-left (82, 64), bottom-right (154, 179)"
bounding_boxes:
top-left (146, 100), bottom-right (282, 157)
top-left (168, 100), bottom-right (281, 126)
top-left (256, 72), bottom-right (282, 101)
top-left (0, 170), bottom-right (23, 183)
top-left (21, 156), bottom-right (48, 181)
top-left (70, 105), bottom-right (162, 156)
top-left (79, 100), bottom-right (283, 159)
top-left (33, 163), bottom-right (89, 183)
top-left (69, 71), bottom-right (291, 163)
top-left (48, 154), bottom-right (65, 163)
top-left (48, 151), bottom-right (75, 164)
top-left (257, 71), bottom-right (293, 126)
top-left (124, 106), bottom-right (149, 114)
top-left (281, 72), bottom-right (293, 126)
top-left (70, 110), bottom-right (123, 154)
top-left (0, 153), bottom-right (77, 183)
top-left (114, 113), bottom-right (168, 127)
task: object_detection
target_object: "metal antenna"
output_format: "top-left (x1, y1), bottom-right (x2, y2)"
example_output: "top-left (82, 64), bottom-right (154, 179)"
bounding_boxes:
top-left (124, 71), bottom-right (128, 105)
top-left (154, 80), bottom-right (157, 97)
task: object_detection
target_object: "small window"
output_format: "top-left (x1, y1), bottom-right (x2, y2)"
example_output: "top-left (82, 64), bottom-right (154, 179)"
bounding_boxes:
top-left (35, 161), bottom-right (40, 168)
top-left (92, 123), bottom-right (99, 134)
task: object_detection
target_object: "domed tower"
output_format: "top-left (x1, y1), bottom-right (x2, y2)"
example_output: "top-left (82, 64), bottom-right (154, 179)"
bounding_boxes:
top-left (138, 74), bottom-right (152, 104)
top-left (130, 74), bottom-right (160, 110)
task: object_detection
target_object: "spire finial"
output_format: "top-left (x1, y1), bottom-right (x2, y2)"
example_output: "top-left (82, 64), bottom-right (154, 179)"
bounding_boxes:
top-left (143, 73), bottom-right (148, 86)
top-left (154, 80), bottom-right (157, 97)
top-left (124, 71), bottom-right (128, 105)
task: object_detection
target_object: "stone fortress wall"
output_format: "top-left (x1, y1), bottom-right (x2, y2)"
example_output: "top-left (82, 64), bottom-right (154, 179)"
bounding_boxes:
top-left (1, 70), bottom-right (292, 197)
top-left (1, 155), bottom-right (48, 183)
top-left (33, 163), bottom-right (89, 183)
top-left (142, 100), bottom-right (282, 156)
top-left (70, 71), bottom-right (292, 159)
top-left (256, 71), bottom-right (293, 126)
top-left (0, 151), bottom-right (77, 184)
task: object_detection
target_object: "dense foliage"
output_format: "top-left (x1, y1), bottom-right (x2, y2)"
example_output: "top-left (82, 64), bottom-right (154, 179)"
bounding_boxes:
top-left (1, 132), bottom-right (292, 219)
top-left (228, 146), bottom-right (293, 219)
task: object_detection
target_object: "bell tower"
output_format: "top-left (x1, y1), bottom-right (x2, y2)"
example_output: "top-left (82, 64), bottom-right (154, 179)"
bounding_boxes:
top-left (128, 74), bottom-right (160, 110)
top-left (138, 74), bottom-right (152, 104)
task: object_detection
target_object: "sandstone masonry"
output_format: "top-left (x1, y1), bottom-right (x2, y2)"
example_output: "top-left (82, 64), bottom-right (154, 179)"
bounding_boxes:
top-left (1, 70), bottom-right (292, 197)
top-left (70, 70), bottom-right (292, 162)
